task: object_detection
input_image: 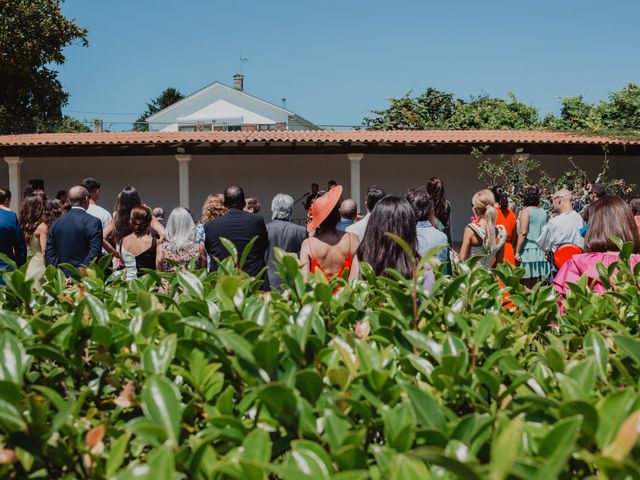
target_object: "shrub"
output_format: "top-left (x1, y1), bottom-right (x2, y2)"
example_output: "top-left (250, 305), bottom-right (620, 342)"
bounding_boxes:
top-left (1, 248), bottom-right (640, 478)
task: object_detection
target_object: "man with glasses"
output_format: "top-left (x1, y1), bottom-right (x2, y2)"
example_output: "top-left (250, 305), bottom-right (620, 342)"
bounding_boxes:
top-left (537, 188), bottom-right (584, 253)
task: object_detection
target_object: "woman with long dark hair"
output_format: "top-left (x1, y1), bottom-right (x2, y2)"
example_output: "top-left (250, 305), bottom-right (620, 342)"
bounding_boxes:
top-left (356, 195), bottom-right (419, 278)
top-left (491, 185), bottom-right (517, 265)
top-left (427, 177), bottom-right (452, 245)
top-left (555, 196), bottom-right (640, 297)
top-left (19, 194), bottom-right (48, 285)
top-left (299, 185), bottom-right (359, 280)
top-left (103, 186), bottom-right (165, 255)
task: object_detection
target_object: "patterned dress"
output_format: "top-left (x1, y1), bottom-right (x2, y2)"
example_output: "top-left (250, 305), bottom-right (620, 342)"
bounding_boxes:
top-left (158, 242), bottom-right (202, 272)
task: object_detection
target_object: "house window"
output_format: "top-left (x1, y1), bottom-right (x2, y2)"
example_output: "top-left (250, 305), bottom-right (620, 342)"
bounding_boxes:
top-left (178, 124), bottom-right (196, 132)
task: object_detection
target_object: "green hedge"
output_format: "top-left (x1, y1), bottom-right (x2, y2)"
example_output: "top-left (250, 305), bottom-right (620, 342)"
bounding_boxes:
top-left (1, 245), bottom-right (640, 479)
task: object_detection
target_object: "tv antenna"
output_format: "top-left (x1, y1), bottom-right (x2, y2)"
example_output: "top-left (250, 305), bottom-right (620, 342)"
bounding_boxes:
top-left (239, 57), bottom-right (248, 74)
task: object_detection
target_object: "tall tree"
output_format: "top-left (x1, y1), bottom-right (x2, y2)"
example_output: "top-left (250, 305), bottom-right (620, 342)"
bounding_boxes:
top-left (0, 0), bottom-right (88, 134)
top-left (134, 87), bottom-right (185, 131)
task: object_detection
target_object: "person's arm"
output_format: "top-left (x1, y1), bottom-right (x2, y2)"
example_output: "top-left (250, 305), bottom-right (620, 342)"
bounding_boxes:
top-left (299, 239), bottom-right (311, 275)
top-left (197, 244), bottom-right (207, 269)
top-left (45, 223), bottom-right (57, 266)
top-left (515, 208), bottom-right (530, 263)
top-left (151, 217), bottom-right (166, 241)
top-left (458, 226), bottom-right (474, 262)
top-left (155, 243), bottom-right (163, 271)
top-left (536, 223), bottom-right (550, 252)
top-left (103, 219), bottom-right (114, 240)
top-left (37, 224), bottom-right (48, 256)
top-left (495, 245), bottom-right (505, 265)
top-left (83, 220), bottom-right (103, 266)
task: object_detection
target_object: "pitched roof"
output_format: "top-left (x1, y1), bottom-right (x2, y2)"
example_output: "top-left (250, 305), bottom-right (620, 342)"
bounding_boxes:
top-left (145, 81), bottom-right (295, 122)
top-left (0, 129), bottom-right (638, 147)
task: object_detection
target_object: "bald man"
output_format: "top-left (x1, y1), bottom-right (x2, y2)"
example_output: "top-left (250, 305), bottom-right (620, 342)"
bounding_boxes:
top-left (45, 185), bottom-right (103, 276)
top-left (337, 198), bottom-right (358, 232)
top-left (537, 188), bottom-right (584, 252)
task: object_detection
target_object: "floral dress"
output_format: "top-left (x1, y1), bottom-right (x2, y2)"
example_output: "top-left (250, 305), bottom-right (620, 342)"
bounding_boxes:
top-left (158, 242), bottom-right (202, 272)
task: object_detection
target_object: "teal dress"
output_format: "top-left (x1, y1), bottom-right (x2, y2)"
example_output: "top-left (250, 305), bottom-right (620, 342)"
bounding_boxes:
top-left (520, 207), bottom-right (550, 279)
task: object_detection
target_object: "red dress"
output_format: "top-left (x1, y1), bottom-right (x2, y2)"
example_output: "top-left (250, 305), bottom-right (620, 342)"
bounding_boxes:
top-left (309, 235), bottom-right (353, 279)
top-left (496, 208), bottom-right (517, 265)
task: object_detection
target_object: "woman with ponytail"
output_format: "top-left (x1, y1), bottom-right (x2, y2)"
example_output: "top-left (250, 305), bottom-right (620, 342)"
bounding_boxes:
top-left (515, 186), bottom-right (550, 287)
top-left (459, 189), bottom-right (506, 268)
top-left (119, 205), bottom-right (157, 280)
top-left (491, 185), bottom-right (517, 265)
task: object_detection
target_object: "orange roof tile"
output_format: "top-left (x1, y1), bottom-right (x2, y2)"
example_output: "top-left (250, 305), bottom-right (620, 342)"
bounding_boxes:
top-left (0, 130), bottom-right (638, 147)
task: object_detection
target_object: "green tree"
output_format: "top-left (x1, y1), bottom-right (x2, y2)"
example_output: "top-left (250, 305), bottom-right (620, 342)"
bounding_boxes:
top-left (134, 87), bottom-right (185, 131)
top-left (363, 87), bottom-right (458, 130)
top-left (364, 89), bottom-right (539, 130)
top-left (0, 0), bottom-right (88, 134)
top-left (51, 115), bottom-right (91, 133)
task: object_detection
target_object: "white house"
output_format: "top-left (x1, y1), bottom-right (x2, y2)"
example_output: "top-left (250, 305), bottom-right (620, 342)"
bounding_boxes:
top-left (145, 74), bottom-right (317, 132)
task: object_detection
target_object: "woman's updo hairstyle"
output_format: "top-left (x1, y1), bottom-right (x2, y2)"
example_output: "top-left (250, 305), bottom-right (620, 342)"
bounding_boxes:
top-left (521, 185), bottom-right (541, 207)
top-left (130, 205), bottom-right (152, 236)
top-left (490, 185), bottom-right (509, 213)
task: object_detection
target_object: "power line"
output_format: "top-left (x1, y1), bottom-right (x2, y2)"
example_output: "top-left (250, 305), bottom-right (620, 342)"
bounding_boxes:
top-left (64, 109), bottom-right (140, 116)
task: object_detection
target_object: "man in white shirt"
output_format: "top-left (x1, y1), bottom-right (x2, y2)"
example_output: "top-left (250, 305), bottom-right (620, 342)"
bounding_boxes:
top-left (537, 188), bottom-right (584, 252)
top-left (346, 185), bottom-right (386, 240)
top-left (81, 177), bottom-right (112, 228)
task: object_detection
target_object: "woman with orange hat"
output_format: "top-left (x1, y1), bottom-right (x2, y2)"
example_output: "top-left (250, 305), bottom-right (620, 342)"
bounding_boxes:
top-left (299, 185), bottom-right (360, 280)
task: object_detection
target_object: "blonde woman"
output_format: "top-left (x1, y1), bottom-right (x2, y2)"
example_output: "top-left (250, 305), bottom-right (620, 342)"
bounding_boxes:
top-left (459, 189), bottom-right (506, 267)
top-left (195, 194), bottom-right (228, 269)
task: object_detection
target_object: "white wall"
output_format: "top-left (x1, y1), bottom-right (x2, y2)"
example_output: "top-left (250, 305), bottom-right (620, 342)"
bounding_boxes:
top-left (2, 152), bottom-right (637, 241)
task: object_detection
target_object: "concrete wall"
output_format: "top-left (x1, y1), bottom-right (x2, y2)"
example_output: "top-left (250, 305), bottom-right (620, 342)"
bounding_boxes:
top-left (2, 152), bottom-right (637, 241)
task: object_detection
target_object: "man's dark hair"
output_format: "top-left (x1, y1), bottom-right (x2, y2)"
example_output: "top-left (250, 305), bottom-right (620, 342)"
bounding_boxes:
top-left (365, 185), bottom-right (386, 212)
top-left (224, 185), bottom-right (246, 209)
top-left (590, 182), bottom-right (606, 199)
top-left (0, 188), bottom-right (8, 204)
top-left (405, 186), bottom-right (433, 222)
top-left (81, 177), bottom-right (101, 194)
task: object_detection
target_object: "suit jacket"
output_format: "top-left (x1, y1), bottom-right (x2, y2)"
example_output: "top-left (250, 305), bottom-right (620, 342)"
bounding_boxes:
top-left (45, 207), bottom-right (103, 274)
top-left (0, 209), bottom-right (27, 270)
top-left (204, 208), bottom-right (269, 287)
top-left (265, 220), bottom-right (307, 289)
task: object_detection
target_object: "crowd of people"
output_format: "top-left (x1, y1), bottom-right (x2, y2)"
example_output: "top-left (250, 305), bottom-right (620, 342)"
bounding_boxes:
top-left (0, 175), bottom-right (639, 302)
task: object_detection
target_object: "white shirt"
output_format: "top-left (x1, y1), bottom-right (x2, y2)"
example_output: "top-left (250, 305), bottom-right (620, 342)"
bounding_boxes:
top-left (536, 210), bottom-right (584, 252)
top-left (345, 213), bottom-right (370, 240)
top-left (87, 203), bottom-right (112, 229)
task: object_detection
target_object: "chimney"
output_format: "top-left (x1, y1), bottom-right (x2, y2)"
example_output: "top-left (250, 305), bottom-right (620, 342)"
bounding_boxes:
top-left (233, 74), bottom-right (244, 92)
top-left (93, 118), bottom-right (103, 133)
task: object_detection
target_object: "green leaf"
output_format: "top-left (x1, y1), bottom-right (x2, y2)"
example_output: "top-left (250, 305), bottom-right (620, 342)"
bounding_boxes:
top-left (392, 454), bottom-right (431, 480)
top-left (405, 384), bottom-right (447, 433)
top-left (276, 440), bottom-right (333, 480)
top-left (140, 376), bottom-right (183, 447)
top-left (142, 334), bottom-right (177, 376)
top-left (84, 292), bottom-right (110, 326)
top-left (534, 416), bottom-right (582, 479)
top-left (257, 383), bottom-right (297, 428)
top-left (0, 332), bottom-right (28, 386)
top-left (382, 402), bottom-right (416, 452)
top-left (106, 431), bottom-right (132, 478)
top-left (614, 335), bottom-right (640, 365)
top-left (490, 416), bottom-right (523, 480)
top-left (322, 409), bottom-right (351, 451)
top-left (0, 398), bottom-right (26, 432)
top-left (242, 428), bottom-right (271, 463)
top-left (584, 330), bottom-right (609, 382)
top-left (176, 270), bottom-right (204, 298)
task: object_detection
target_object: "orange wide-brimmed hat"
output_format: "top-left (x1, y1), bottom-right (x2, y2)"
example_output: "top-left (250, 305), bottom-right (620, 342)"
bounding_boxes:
top-left (307, 185), bottom-right (343, 233)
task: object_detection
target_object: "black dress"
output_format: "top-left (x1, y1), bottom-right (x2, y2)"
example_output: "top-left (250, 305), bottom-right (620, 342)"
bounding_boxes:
top-left (135, 236), bottom-right (157, 276)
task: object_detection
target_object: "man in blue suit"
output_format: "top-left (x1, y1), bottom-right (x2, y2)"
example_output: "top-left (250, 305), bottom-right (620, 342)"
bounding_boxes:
top-left (45, 186), bottom-right (103, 276)
top-left (0, 188), bottom-right (27, 273)
top-left (204, 185), bottom-right (270, 290)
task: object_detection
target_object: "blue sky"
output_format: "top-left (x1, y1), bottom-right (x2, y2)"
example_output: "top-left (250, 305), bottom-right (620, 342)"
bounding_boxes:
top-left (59, 0), bottom-right (640, 129)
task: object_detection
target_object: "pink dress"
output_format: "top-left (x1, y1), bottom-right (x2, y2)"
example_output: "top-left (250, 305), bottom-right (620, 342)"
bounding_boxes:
top-left (554, 252), bottom-right (640, 296)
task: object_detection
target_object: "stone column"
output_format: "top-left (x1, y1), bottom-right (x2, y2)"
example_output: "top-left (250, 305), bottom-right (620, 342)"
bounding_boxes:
top-left (175, 154), bottom-right (192, 208)
top-left (4, 156), bottom-right (23, 211)
top-left (347, 153), bottom-right (364, 212)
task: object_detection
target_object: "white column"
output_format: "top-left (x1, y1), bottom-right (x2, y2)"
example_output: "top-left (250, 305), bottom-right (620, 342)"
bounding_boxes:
top-left (175, 154), bottom-right (192, 208)
top-left (4, 156), bottom-right (23, 211)
top-left (347, 153), bottom-right (364, 212)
